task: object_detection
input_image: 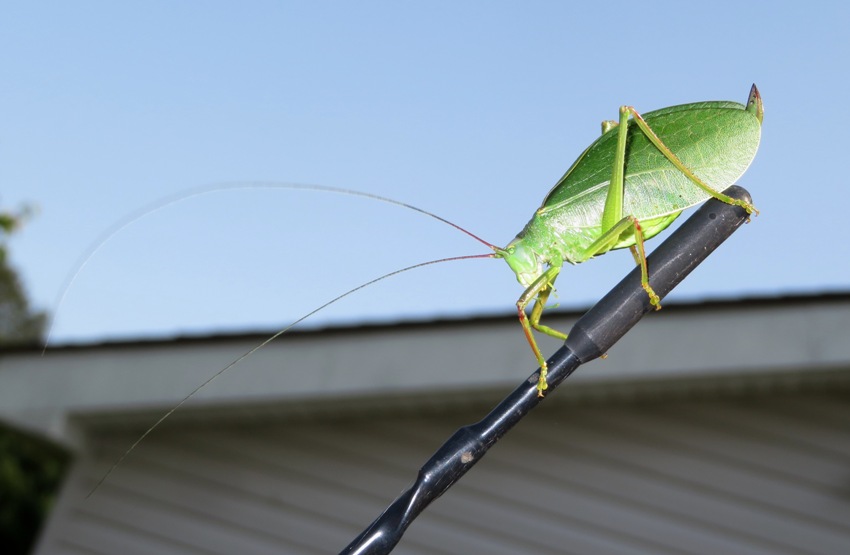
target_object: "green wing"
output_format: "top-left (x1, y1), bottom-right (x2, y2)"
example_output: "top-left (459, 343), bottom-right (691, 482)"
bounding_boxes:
top-left (539, 100), bottom-right (761, 228)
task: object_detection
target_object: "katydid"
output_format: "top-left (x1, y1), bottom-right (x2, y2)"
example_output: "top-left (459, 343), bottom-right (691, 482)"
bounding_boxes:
top-left (76, 86), bottom-right (761, 493)
top-left (494, 84), bottom-right (762, 395)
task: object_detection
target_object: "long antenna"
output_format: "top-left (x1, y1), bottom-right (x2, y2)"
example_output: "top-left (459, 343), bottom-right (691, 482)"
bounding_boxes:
top-left (44, 182), bottom-right (500, 353)
top-left (86, 250), bottom-right (495, 496)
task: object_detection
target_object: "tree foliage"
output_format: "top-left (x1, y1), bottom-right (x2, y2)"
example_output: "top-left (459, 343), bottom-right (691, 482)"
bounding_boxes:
top-left (0, 426), bottom-right (70, 555)
top-left (0, 203), bottom-right (67, 554)
top-left (0, 205), bottom-right (45, 346)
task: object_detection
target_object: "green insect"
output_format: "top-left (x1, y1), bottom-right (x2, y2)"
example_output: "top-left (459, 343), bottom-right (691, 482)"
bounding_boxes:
top-left (77, 86), bottom-right (763, 493)
top-left (493, 84), bottom-right (763, 396)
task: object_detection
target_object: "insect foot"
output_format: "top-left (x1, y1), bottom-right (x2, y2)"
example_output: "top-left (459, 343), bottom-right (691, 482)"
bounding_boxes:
top-left (537, 365), bottom-right (549, 397)
top-left (643, 283), bottom-right (662, 311)
top-left (742, 201), bottom-right (760, 224)
top-left (743, 201), bottom-right (759, 219)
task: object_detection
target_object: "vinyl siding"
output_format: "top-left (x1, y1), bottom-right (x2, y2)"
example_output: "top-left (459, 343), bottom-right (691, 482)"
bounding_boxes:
top-left (36, 390), bottom-right (850, 555)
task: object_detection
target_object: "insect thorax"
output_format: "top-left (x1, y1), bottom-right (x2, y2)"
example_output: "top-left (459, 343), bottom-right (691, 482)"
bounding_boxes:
top-left (502, 214), bottom-right (595, 287)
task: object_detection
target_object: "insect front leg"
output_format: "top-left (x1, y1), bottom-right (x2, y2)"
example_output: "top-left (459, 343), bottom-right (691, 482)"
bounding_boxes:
top-left (528, 281), bottom-right (569, 341)
top-left (516, 265), bottom-right (564, 396)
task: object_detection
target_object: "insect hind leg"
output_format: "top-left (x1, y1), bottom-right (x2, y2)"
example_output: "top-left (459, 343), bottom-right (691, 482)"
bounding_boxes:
top-left (626, 107), bottom-right (758, 216)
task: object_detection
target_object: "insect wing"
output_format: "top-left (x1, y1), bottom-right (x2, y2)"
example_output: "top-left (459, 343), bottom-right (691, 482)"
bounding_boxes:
top-left (540, 100), bottom-right (761, 228)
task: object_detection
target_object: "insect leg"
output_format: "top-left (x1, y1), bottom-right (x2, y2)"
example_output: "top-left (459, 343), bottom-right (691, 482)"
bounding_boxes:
top-left (600, 106), bottom-right (631, 232)
top-left (528, 282), bottom-right (569, 341)
top-left (595, 106), bottom-right (660, 308)
top-left (516, 265), bottom-right (562, 396)
top-left (600, 119), bottom-right (618, 134)
top-left (626, 107), bottom-right (758, 216)
top-left (577, 216), bottom-right (661, 309)
top-left (628, 216), bottom-right (661, 309)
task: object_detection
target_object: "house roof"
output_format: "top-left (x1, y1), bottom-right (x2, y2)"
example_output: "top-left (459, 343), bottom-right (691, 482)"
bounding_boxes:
top-left (2, 292), bottom-right (849, 445)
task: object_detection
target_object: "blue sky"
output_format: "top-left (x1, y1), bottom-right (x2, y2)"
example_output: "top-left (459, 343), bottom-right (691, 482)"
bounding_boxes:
top-left (2, 1), bottom-right (848, 344)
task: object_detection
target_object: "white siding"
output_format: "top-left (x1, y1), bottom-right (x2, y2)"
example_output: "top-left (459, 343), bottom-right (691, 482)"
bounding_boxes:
top-left (12, 295), bottom-right (850, 554)
top-left (37, 390), bottom-right (850, 554)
